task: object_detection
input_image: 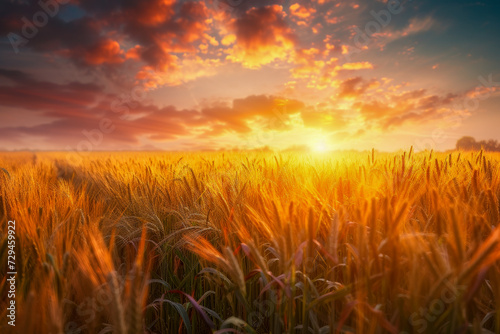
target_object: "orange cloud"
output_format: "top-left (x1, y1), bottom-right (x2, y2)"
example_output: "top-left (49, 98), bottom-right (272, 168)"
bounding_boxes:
top-left (291, 48), bottom-right (325, 79)
top-left (466, 85), bottom-right (500, 99)
top-left (201, 95), bottom-right (304, 136)
top-left (84, 39), bottom-right (125, 65)
top-left (290, 36), bottom-right (374, 90)
top-left (337, 61), bottom-right (373, 70)
top-left (289, 3), bottom-right (316, 19)
top-left (325, 9), bottom-right (342, 24)
top-left (337, 77), bottom-right (378, 98)
top-left (125, 45), bottom-right (142, 60)
top-left (221, 34), bottom-right (236, 46)
top-left (136, 56), bottom-right (220, 88)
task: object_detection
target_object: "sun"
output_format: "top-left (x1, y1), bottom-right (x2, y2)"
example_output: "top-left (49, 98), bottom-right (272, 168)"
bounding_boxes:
top-left (312, 140), bottom-right (328, 152)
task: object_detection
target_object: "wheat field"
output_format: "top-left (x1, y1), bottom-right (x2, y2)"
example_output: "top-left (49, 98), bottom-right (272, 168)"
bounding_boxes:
top-left (1, 150), bottom-right (499, 333)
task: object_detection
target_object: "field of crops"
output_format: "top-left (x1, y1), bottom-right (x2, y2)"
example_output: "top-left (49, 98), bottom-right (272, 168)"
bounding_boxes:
top-left (1, 150), bottom-right (499, 333)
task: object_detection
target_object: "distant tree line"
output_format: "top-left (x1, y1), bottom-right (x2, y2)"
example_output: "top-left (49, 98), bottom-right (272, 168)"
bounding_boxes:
top-left (456, 136), bottom-right (500, 151)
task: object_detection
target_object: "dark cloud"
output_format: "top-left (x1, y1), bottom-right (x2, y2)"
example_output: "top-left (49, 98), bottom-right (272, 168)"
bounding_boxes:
top-left (0, 69), bottom-right (102, 113)
top-left (208, 0), bottom-right (291, 17)
top-left (1, 0), bottom-right (210, 73)
top-left (227, 4), bottom-right (297, 67)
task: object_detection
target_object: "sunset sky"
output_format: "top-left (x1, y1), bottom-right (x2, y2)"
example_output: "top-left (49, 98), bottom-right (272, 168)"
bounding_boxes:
top-left (0, 0), bottom-right (499, 152)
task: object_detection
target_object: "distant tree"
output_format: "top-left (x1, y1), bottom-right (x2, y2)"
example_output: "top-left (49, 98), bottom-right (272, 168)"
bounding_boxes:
top-left (483, 139), bottom-right (500, 152)
top-left (456, 136), bottom-right (479, 151)
top-left (456, 136), bottom-right (500, 151)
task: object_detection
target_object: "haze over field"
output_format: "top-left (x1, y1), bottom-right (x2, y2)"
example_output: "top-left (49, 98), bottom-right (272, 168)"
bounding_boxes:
top-left (0, 0), bottom-right (499, 152)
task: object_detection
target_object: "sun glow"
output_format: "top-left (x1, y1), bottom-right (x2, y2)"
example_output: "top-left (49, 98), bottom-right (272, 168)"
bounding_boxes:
top-left (312, 140), bottom-right (329, 152)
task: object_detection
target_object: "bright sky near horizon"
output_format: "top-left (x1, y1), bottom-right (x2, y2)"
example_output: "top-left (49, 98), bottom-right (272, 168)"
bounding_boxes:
top-left (0, 0), bottom-right (499, 152)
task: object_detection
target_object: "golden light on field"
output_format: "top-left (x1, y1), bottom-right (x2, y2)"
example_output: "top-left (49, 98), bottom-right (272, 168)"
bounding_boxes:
top-left (1, 150), bottom-right (500, 333)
